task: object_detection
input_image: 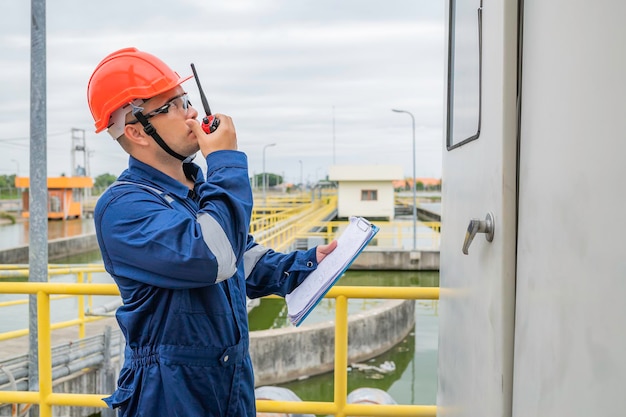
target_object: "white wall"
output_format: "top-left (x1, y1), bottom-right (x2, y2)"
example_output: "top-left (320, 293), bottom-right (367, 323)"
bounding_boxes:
top-left (329, 165), bottom-right (402, 220)
top-left (337, 181), bottom-right (395, 220)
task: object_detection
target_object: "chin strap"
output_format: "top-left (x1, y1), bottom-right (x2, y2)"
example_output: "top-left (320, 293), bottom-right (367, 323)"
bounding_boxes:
top-left (131, 103), bottom-right (193, 162)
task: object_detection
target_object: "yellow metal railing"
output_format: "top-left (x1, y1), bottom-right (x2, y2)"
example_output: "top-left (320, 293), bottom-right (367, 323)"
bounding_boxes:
top-left (253, 192), bottom-right (315, 209)
top-left (254, 195), bottom-right (338, 251)
top-left (251, 192), bottom-right (442, 251)
top-left (0, 264), bottom-right (108, 342)
top-left (297, 219), bottom-right (441, 251)
top-left (0, 282), bottom-right (438, 417)
top-left (0, 282), bottom-right (118, 417)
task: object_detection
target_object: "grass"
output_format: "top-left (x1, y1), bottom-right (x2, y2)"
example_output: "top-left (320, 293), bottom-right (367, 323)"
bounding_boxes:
top-left (0, 211), bottom-right (16, 224)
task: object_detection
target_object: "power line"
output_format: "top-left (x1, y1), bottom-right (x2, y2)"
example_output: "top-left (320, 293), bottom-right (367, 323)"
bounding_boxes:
top-left (0, 130), bottom-right (71, 142)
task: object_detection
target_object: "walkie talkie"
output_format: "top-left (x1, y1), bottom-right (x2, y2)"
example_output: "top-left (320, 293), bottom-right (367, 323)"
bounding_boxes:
top-left (190, 63), bottom-right (220, 134)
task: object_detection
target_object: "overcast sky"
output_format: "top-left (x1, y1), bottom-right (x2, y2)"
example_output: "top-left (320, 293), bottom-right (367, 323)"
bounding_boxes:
top-left (0, 0), bottom-right (445, 185)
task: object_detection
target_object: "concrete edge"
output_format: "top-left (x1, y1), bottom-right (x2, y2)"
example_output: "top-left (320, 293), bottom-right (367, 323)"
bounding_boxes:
top-left (250, 298), bottom-right (415, 386)
top-left (0, 234), bottom-right (99, 264)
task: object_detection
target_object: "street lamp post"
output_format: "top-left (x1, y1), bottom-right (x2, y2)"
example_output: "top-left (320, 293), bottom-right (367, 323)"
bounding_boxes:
top-left (392, 109), bottom-right (417, 250)
top-left (262, 143), bottom-right (276, 202)
top-left (298, 160), bottom-right (303, 191)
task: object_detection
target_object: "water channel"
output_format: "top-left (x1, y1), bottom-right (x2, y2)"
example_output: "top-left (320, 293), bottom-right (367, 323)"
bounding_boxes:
top-left (260, 271), bottom-right (439, 406)
top-left (0, 218), bottom-right (95, 250)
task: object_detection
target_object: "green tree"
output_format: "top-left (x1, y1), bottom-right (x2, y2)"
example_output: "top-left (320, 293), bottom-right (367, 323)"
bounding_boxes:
top-left (0, 174), bottom-right (17, 199)
top-left (0, 174), bottom-right (16, 188)
top-left (267, 173), bottom-right (282, 187)
top-left (93, 173), bottom-right (117, 194)
top-left (253, 173), bottom-right (283, 188)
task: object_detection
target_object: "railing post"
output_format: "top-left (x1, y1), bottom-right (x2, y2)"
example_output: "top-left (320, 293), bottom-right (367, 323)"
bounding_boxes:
top-left (77, 271), bottom-right (85, 339)
top-left (334, 295), bottom-right (348, 417)
top-left (37, 291), bottom-right (53, 417)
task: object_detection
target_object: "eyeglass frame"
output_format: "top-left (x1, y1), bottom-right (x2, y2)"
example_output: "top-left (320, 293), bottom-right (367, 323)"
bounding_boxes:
top-left (126, 93), bottom-right (192, 125)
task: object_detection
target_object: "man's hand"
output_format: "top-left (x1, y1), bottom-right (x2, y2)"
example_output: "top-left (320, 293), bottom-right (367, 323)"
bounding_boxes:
top-left (316, 240), bottom-right (338, 263)
top-left (186, 113), bottom-right (237, 157)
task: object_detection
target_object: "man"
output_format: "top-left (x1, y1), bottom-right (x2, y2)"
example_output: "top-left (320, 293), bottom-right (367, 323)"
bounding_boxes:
top-left (87, 47), bottom-right (336, 417)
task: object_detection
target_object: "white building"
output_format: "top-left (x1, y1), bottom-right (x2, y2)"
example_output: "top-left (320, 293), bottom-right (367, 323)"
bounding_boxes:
top-left (328, 165), bottom-right (403, 220)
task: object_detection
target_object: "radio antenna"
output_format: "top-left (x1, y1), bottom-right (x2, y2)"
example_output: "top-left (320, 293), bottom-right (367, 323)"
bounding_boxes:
top-left (190, 63), bottom-right (212, 117)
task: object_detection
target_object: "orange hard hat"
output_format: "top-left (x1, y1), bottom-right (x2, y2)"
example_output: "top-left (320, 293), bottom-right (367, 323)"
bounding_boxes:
top-left (87, 47), bottom-right (192, 135)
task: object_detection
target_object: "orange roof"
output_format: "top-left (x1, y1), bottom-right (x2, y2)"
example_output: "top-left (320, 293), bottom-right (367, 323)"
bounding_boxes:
top-left (393, 177), bottom-right (442, 187)
top-left (15, 176), bottom-right (94, 189)
top-left (416, 177), bottom-right (442, 186)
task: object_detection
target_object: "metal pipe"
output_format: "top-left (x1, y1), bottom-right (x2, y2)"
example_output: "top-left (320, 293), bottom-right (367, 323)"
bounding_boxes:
top-left (1, 334), bottom-right (122, 386)
top-left (51, 355), bottom-right (104, 380)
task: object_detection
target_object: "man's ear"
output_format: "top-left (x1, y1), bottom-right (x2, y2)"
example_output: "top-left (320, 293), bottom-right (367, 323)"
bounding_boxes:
top-left (123, 124), bottom-right (150, 146)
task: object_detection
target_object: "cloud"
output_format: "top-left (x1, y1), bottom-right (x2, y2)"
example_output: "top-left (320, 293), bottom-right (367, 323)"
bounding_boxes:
top-left (0, 0), bottom-right (445, 182)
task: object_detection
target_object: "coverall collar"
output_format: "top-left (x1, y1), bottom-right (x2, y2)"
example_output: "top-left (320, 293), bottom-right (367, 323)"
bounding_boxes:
top-left (126, 155), bottom-right (203, 200)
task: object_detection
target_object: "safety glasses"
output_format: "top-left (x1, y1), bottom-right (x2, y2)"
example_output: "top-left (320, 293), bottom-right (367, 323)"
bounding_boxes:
top-left (126, 93), bottom-right (192, 125)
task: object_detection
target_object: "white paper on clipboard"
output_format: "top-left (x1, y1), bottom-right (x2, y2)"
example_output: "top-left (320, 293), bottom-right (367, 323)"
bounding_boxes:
top-left (285, 216), bottom-right (379, 326)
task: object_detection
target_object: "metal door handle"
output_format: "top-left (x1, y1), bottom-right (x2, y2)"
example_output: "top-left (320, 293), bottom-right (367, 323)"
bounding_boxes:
top-left (462, 212), bottom-right (495, 255)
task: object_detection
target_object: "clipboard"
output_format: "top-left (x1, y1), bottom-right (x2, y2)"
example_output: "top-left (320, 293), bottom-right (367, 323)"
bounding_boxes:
top-left (285, 216), bottom-right (379, 326)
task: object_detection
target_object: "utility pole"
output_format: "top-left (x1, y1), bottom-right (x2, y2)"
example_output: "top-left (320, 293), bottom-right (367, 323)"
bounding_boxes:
top-left (29, 0), bottom-right (48, 405)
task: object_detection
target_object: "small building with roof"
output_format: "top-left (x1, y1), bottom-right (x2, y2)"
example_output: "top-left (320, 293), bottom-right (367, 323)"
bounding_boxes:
top-left (328, 165), bottom-right (403, 220)
top-left (14, 176), bottom-right (93, 220)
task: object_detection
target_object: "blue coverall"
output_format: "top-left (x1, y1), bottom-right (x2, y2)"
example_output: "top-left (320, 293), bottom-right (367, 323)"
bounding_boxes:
top-left (95, 151), bottom-right (318, 417)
